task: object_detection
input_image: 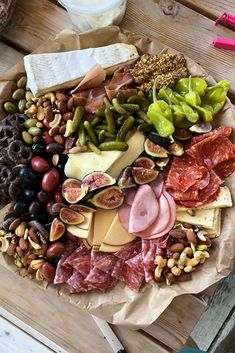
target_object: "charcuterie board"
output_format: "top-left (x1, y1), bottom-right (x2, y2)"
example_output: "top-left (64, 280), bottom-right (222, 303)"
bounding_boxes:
top-left (0, 26), bottom-right (234, 334)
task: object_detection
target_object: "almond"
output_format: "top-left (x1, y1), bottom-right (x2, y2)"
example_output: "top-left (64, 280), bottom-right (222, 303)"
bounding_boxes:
top-left (185, 229), bottom-right (197, 244)
top-left (168, 243), bottom-right (185, 253)
top-left (169, 229), bottom-right (186, 239)
top-left (9, 218), bottom-right (21, 231)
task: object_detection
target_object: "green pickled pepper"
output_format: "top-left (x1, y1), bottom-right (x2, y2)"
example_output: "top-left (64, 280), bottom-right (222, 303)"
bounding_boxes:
top-left (180, 101), bottom-right (199, 123)
top-left (201, 79), bottom-right (231, 115)
top-left (184, 76), bottom-right (201, 107)
top-left (158, 86), bottom-right (180, 105)
top-left (174, 77), bottom-right (207, 96)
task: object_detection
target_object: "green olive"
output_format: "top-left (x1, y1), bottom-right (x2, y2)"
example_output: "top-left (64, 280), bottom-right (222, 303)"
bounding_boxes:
top-left (18, 99), bottom-right (27, 113)
top-left (3, 101), bottom-right (17, 113)
top-left (24, 118), bottom-right (37, 129)
top-left (26, 101), bottom-right (33, 109)
top-left (17, 76), bottom-right (27, 89)
top-left (28, 127), bottom-right (42, 136)
top-left (25, 91), bottom-right (33, 102)
top-left (22, 131), bottom-right (33, 144)
top-left (12, 88), bottom-right (25, 101)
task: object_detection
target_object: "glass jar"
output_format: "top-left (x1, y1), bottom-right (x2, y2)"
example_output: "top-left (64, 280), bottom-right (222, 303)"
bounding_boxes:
top-left (58, 0), bottom-right (127, 32)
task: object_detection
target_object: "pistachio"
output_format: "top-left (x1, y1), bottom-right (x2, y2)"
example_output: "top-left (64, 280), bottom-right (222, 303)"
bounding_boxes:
top-left (3, 101), bottom-right (17, 114)
top-left (30, 259), bottom-right (45, 270)
top-left (28, 236), bottom-right (41, 250)
top-left (15, 258), bottom-right (23, 268)
top-left (12, 88), bottom-right (25, 100)
top-left (15, 222), bottom-right (26, 237)
top-left (196, 244), bottom-right (208, 251)
top-left (0, 237), bottom-right (10, 252)
top-left (17, 76), bottom-right (27, 88)
top-left (18, 99), bottom-right (27, 112)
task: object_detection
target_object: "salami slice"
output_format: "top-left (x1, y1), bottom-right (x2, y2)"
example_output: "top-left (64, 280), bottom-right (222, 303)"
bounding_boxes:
top-left (115, 241), bottom-right (141, 260)
top-left (214, 157), bottom-right (235, 179)
top-left (125, 253), bottom-right (145, 276)
top-left (112, 260), bottom-right (144, 292)
top-left (69, 254), bottom-right (91, 277)
top-left (168, 189), bottom-right (199, 201)
top-left (95, 254), bottom-right (118, 273)
top-left (190, 126), bottom-right (232, 146)
top-left (67, 270), bottom-right (89, 293)
top-left (85, 268), bottom-right (117, 292)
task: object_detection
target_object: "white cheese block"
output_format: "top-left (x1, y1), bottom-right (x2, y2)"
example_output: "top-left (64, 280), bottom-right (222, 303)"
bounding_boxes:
top-left (24, 43), bottom-right (139, 96)
top-left (176, 187), bottom-right (232, 212)
top-left (65, 150), bottom-right (123, 180)
top-left (102, 213), bottom-right (136, 246)
top-left (107, 131), bottom-right (145, 178)
top-left (176, 208), bottom-right (220, 229)
top-left (99, 243), bottom-right (124, 253)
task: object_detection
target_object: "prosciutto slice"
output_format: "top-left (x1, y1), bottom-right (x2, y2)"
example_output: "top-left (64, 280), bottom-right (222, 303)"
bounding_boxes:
top-left (71, 64), bottom-right (106, 93)
top-left (105, 72), bottom-right (137, 101)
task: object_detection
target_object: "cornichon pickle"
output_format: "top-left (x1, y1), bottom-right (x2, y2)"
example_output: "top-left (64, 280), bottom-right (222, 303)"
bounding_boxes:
top-left (112, 98), bottom-right (127, 115)
top-left (127, 95), bottom-right (149, 112)
top-left (71, 106), bottom-right (84, 133)
top-left (84, 120), bottom-right (98, 145)
top-left (91, 116), bottom-right (104, 127)
top-left (120, 103), bottom-right (140, 111)
top-left (3, 101), bottom-right (17, 113)
top-left (96, 124), bottom-right (109, 131)
top-left (137, 124), bottom-right (153, 133)
top-left (116, 116), bottom-right (135, 141)
top-left (88, 141), bottom-right (101, 154)
top-left (137, 110), bottom-right (152, 124)
top-left (116, 92), bottom-right (125, 104)
top-left (78, 124), bottom-right (87, 146)
top-left (95, 108), bottom-right (105, 117)
top-left (98, 130), bottom-right (106, 143)
top-left (99, 141), bottom-right (128, 151)
top-left (103, 97), bottom-right (113, 109)
top-left (105, 108), bottom-right (117, 134)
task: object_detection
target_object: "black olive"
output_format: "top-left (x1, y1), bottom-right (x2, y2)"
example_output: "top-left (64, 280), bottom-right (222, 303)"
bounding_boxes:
top-left (19, 167), bottom-right (39, 185)
top-left (148, 132), bottom-right (172, 148)
top-left (37, 190), bottom-right (52, 203)
top-left (3, 212), bottom-right (15, 221)
top-left (31, 143), bottom-right (46, 156)
top-left (13, 200), bottom-right (29, 217)
top-left (29, 212), bottom-right (49, 223)
top-left (44, 222), bottom-right (52, 232)
top-left (28, 200), bottom-right (41, 214)
top-left (56, 161), bottom-right (66, 180)
top-left (50, 258), bottom-right (60, 266)
top-left (24, 188), bottom-right (37, 201)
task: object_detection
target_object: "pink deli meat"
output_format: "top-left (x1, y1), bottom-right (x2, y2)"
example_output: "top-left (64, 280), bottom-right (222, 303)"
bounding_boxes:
top-left (149, 174), bottom-right (164, 199)
top-left (128, 184), bottom-right (159, 233)
top-left (124, 188), bottom-right (137, 206)
top-left (71, 64), bottom-right (106, 93)
top-left (118, 203), bottom-right (131, 232)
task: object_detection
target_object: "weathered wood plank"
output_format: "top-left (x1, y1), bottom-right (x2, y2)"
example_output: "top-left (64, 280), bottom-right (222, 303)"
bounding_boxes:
top-left (121, 0), bottom-right (235, 96)
top-left (0, 41), bottom-right (23, 75)
top-left (210, 309), bottom-right (235, 353)
top-left (143, 295), bottom-right (206, 351)
top-left (191, 268), bottom-right (235, 351)
top-left (176, 0), bottom-right (235, 21)
top-left (1, 0), bottom-right (72, 52)
top-left (0, 266), bottom-right (172, 353)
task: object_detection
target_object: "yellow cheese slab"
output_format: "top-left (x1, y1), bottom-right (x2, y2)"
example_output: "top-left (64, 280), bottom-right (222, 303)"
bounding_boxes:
top-left (204, 209), bottom-right (222, 238)
top-left (67, 225), bottom-right (89, 239)
top-left (78, 212), bottom-right (93, 230)
top-left (103, 213), bottom-right (136, 246)
top-left (65, 150), bottom-right (123, 180)
top-left (93, 209), bottom-right (116, 248)
top-left (176, 187), bottom-right (232, 212)
top-left (99, 243), bottom-right (124, 253)
top-left (176, 208), bottom-right (219, 229)
top-left (107, 131), bottom-right (145, 178)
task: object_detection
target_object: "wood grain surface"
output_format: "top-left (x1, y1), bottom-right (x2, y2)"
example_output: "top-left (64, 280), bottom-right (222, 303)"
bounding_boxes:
top-left (0, 42), bottom-right (23, 73)
top-left (176, 0), bottom-right (235, 21)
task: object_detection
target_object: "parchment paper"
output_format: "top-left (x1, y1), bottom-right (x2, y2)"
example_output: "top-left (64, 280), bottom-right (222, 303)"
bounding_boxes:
top-left (0, 26), bottom-right (234, 329)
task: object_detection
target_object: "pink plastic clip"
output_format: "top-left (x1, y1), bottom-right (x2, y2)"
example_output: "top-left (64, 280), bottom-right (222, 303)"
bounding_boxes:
top-left (215, 12), bottom-right (235, 27)
top-left (212, 37), bottom-right (235, 50)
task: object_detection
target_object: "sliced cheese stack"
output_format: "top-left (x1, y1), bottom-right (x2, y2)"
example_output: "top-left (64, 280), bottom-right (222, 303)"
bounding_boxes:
top-left (176, 186), bottom-right (232, 238)
top-left (24, 43), bottom-right (139, 96)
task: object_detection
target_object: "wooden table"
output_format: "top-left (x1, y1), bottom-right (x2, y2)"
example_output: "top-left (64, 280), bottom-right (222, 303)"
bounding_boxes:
top-left (0, 1), bottom-right (234, 352)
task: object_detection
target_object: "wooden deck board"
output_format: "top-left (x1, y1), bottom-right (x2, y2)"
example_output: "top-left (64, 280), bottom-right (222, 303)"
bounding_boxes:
top-left (0, 42), bottom-right (23, 75)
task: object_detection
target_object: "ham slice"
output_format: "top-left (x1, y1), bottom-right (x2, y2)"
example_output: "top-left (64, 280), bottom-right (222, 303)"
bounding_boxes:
top-left (118, 203), bottom-right (131, 232)
top-left (71, 64), bottom-right (106, 93)
top-left (125, 188), bottom-right (137, 206)
top-left (149, 174), bottom-right (164, 199)
top-left (129, 184), bottom-right (159, 233)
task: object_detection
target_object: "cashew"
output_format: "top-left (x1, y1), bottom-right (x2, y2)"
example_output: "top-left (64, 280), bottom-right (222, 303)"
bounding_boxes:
top-left (167, 258), bottom-right (176, 269)
top-left (186, 257), bottom-right (200, 267)
top-left (197, 230), bottom-right (207, 242)
top-left (183, 247), bottom-right (193, 257)
top-left (30, 259), bottom-right (45, 270)
top-left (154, 256), bottom-right (167, 268)
top-left (190, 242), bottom-right (196, 254)
top-left (44, 92), bottom-right (56, 103)
top-left (178, 252), bottom-right (187, 269)
top-left (171, 266), bottom-right (182, 276)
top-left (0, 237), bottom-right (9, 252)
top-left (36, 269), bottom-right (44, 281)
top-left (184, 266), bottom-right (196, 273)
top-left (194, 251), bottom-right (205, 261)
top-left (28, 237), bottom-right (41, 250)
top-left (64, 119), bottom-right (72, 137)
top-left (36, 106), bottom-right (45, 121)
top-left (154, 266), bottom-right (163, 279)
top-left (49, 113), bottom-right (62, 128)
top-left (25, 104), bottom-right (37, 117)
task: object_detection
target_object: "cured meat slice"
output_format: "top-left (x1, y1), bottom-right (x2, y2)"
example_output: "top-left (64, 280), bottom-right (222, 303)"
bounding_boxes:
top-left (142, 241), bottom-right (156, 282)
top-left (71, 64), bottom-right (106, 93)
top-left (118, 203), bottom-right (131, 232)
top-left (67, 270), bottom-right (89, 293)
top-left (62, 244), bottom-right (88, 268)
top-left (69, 254), bottom-right (91, 277)
top-left (129, 184), bottom-right (159, 233)
top-left (111, 260), bottom-right (144, 292)
top-left (115, 241), bottom-right (141, 260)
top-left (95, 254), bottom-right (118, 274)
top-left (149, 174), bottom-right (164, 199)
top-left (190, 126), bottom-right (232, 146)
top-left (90, 250), bottom-right (107, 266)
top-left (105, 72), bottom-right (136, 101)
top-left (214, 157), bottom-right (235, 179)
top-left (85, 268), bottom-right (117, 292)
top-left (168, 189), bottom-right (199, 201)
top-left (125, 253), bottom-right (145, 276)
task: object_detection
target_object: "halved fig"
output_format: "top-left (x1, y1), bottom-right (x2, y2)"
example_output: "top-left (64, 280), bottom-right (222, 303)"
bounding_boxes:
top-left (132, 167), bottom-right (159, 185)
top-left (50, 218), bottom-right (65, 242)
top-left (189, 122), bottom-right (212, 133)
top-left (155, 157), bottom-right (170, 169)
top-left (148, 132), bottom-right (172, 148)
top-left (69, 204), bottom-right (96, 213)
top-left (167, 140), bottom-right (184, 156)
top-left (62, 178), bottom-right (88, 204)
top-left (89, 186), bottom-right (124, 209)
top-left (144, 138), bottom-right (168, 158)
top-left (174, 128), bottom-right (192, 140)
top-left (81, 171), bottom-right (115, 192)
top-left (117, 167), bottom-right (136, 189)
top-left (134, 157), bottom-right (155, 169)
top-left (59, 207), bottom-right (84, 225)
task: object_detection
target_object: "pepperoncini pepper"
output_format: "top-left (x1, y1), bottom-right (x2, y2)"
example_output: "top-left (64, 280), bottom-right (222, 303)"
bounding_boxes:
top-left (158, 86), bottom-right (180, 105)
top-left (174, 77), bottom-right (207, 96)
top-left (201, 80), bottom-right (231, 115)
top-left (147, 79), bottom-right (175, 138)
top-left (184, 76), bottom-right (201, 107)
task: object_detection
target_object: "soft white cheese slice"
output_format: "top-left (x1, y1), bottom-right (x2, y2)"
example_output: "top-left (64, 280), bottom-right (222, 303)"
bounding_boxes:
top-left (176, 187), bottom-right (232, 212)
top-left (65, 150), bottom-right (123, 180)
top-left (24, 43), bottom-right (139, 96)
top-left (176, 208), bottom-right (220, 229)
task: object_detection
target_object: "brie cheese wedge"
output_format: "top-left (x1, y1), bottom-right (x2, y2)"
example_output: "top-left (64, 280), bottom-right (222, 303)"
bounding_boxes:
top-left (24, 43), bottom-right (139, 96)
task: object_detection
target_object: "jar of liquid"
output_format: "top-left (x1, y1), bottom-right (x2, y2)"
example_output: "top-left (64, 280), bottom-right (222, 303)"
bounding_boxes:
top-left (58, 0), bottom-right (127, 32)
